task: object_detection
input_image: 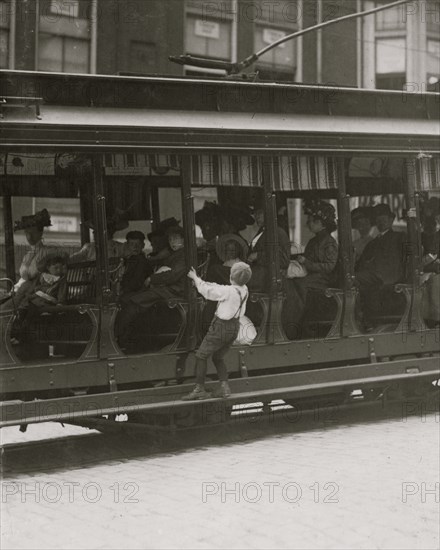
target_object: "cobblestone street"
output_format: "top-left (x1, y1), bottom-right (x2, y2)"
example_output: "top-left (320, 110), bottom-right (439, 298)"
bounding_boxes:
top-left (1, 404), bottom-right (439, 549)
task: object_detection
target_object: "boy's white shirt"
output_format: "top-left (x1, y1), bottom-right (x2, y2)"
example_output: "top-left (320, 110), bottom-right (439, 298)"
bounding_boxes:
top-left (192, 275), bottom-right (248, 320)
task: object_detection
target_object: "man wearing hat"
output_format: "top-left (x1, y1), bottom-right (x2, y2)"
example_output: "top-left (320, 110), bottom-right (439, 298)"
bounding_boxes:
top-left (355, 203), bottom-right (406, 317)
top-left (351, 206), bottom-right (376, 260)
top-left (146, 217), bottom-right (180, 269)
top-left (246, 207), bottom-right (290, 291)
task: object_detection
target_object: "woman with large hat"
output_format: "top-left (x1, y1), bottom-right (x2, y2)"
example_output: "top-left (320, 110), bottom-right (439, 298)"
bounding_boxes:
top-left (12, 209), bottom-right (53, 292)
top-left (284, 198), bottom-right (339, 333)
top-left (0, 209), bottom-right (54, 311)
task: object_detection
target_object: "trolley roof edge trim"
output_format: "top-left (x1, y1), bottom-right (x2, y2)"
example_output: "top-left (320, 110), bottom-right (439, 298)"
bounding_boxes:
top-left (2, 69), bottom-right (440, 97)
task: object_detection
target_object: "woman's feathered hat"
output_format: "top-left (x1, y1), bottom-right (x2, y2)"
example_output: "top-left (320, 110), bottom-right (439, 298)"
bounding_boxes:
top-left (14, 208), bottom-right (52, 231)
top-left (303, 198), bottom-right (336, 226)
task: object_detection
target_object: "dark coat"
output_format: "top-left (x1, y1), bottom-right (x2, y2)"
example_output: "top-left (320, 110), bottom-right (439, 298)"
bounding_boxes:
top-left (128, 248), bottom-right (187, 308)
top-left (302, 229), bottom-right (339, 290)
top-left (355, 229), bottom-right (406, 286)
top-left (150, 248), bottom-right (186, 293)
top-left (251, 227), bottom-right (291, 270)
top-left (120, 254), bottom-right (152, 295)
top-left (247, 226), bottom-right (291, 291)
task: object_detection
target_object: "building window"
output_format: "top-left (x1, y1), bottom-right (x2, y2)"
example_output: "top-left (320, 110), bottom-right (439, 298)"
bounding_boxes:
top-left (426, 1), bottom-right (440, 91)
top-left (0, 1), bottom-right (10, 68)
top-left (374, 2), bottom-right (406, 89)
top-left (253, 0), bottom-right (298, 80)
top-left (185, 0), bottom-right (233, 62)
top-left (426, 0), bottom-right (440, 34)
top-left (375, 3), bottom-right (405, 31)
top-left (427, 39), bottom-right (440, 90)
top-left (38, 0), bottom-right (91, 73)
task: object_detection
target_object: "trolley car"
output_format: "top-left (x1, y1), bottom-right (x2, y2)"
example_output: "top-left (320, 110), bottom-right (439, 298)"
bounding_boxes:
top-left (0, 70), bottom-right (439, 432)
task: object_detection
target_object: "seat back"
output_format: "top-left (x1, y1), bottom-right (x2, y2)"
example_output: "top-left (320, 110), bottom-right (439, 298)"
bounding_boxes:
top-left (66, 257), bottom-right (123, 304)
top-left (66, 261), bottom-right (97, 304)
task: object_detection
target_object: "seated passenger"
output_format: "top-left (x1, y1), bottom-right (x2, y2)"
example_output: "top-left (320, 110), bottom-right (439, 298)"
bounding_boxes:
top-left (285, 199), bottom-right (339, 331)
top-left (70, 209), bottom-right (128, 263)
top-left (13, 253), bottom-right (68, 341)
top-left (354, 203), bottom-right (406, 321)
top-left (117, 226), bottom-right (186, 348)
top-left (1, 209), bottom-right (53, 311)
top-left (146, 218), bottom-right (180, 269)
top-left (207, 234), bottom-right (248, 284)
top-left (421, 202), bottom-right (440, 324)
top-left (118, 231), bottom-right (152, 305)
top-left (18, 253), bottom-right (68, 311)
top-left (247, 207), bottom-right (290, 291)
top-left (421, 198), bottom-right (440, 273)
top-left (351, 207), bottom-right (376, 260)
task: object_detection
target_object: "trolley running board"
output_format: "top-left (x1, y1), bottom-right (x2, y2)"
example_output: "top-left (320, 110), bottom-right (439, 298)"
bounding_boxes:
top-left (1, 356), bottom-right (439, 428)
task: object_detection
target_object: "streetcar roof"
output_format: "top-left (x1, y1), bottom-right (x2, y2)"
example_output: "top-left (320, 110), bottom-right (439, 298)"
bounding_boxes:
top-left (1, 70), bottom-right (439, 154)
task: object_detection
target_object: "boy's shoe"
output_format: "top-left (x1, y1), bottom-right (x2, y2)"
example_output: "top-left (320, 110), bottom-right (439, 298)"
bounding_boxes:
top-left (181, 384), bottom-right (211, 401)
top-left (211, 381), bottom-right (231, 399)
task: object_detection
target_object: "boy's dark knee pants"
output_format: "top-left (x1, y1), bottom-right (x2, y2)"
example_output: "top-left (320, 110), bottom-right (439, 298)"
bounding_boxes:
top-left (195, 317), bottom-right (239, 381)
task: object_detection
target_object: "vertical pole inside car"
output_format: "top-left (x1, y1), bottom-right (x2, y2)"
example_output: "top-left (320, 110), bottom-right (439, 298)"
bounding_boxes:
top-left (181, 155), bottom-right (198, 350)
top-left (92, 154), bottom-right (110, 356)
top-left (405, 157), bottom-right (427, 332)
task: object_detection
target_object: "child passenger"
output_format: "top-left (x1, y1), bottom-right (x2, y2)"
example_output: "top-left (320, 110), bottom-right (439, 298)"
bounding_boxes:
top-left (182, 261), bottom-right (252, 401)
top-left (19, 253), bottom-right (68, 311)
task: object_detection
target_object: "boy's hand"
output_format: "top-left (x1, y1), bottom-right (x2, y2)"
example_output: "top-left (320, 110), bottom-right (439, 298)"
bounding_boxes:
top-left (187, 267), bottom-right (197, 280)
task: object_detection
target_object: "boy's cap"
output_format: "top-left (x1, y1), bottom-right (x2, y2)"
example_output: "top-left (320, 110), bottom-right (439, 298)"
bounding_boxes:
top-left (126, 230), bottom-right (145, 241)
top-left (166, 225), bottom-right (185, 238)
top-left (230, 261), bottom-right (252, 285)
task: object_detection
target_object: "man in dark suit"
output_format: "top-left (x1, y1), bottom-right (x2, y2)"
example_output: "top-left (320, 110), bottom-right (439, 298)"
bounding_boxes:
top-left (117, 226), bottom-right (186, 347)
top-left (119, 231), bottom-right (152, 305)
top-left (247, 208), bottom-right (291, 291)
top-left (355, 203), bottom-right (406, 320)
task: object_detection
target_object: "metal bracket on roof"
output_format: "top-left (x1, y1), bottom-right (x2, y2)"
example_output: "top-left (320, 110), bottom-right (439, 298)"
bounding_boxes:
top-left (0, 96), bottom-right (43, 120)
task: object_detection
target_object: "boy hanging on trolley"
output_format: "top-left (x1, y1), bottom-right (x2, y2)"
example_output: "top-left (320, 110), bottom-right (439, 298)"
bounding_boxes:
top-left (182, 262), bottom-right (252, 401)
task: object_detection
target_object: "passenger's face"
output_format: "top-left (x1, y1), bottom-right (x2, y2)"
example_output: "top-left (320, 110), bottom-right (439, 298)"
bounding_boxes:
top-left (254, 210), bottom-right (265, 228)
top-left (375, 214), bottom-right (393, 233)
top-left (24, 226), bottom-right (43, 246)
top-left (307, 216), bottom-right (324, 234)
top-left (126, 239), bottom-right (144, 255)
top-left (47, 262), bottom-right (64, 277)
top-left (169, 234), bottom-right (184, 251)
top-left (353, 217), bottom-right (371, 236)
top-left (225, 241), bottom-right (239, 260)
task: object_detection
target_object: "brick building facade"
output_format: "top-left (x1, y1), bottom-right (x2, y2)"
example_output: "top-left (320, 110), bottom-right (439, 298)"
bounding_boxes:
top-left (1, 0), bottom-right (439, 90)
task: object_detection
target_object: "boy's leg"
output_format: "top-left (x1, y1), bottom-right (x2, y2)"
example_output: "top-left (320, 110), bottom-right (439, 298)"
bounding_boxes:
top-left (182, 318), bottom-right (225, 401)
top-left (212, 346), bottom-right (229, 382)
top-left (211, 319), bottom-right (239, 397)
top-left (195, 357), bottom-right (208, 385)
